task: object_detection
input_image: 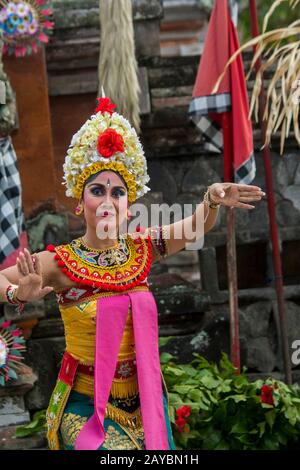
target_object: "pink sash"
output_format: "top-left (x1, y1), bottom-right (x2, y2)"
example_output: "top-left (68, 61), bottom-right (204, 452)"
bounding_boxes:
top-left (74, 291), bottom-right (169, 450)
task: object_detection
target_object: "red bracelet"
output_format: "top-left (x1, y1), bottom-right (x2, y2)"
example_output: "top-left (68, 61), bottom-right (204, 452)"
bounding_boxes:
top-left (5, 285), bottom-right (26, 314)
top-left (6, 285), bottom-right (19, 304)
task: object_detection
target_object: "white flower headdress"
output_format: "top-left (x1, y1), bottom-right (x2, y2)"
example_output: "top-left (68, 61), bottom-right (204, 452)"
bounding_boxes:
top-left (62, 96), bottom-right (150, 203)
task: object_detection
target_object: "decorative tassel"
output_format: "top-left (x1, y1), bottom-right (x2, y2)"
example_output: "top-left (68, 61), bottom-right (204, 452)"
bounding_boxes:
top-left (105, 403), bottom-right (142, 429)
top-left (110, 377), bottom-right (139, 399)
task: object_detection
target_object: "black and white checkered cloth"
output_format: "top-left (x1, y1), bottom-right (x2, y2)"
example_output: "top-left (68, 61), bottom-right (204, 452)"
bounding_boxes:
top-left (188, 93), bottom-right (231, 153)
top-left (0, 136), bottom-right (26, 264)
top-left (188, 93), bottom-right (256, 183)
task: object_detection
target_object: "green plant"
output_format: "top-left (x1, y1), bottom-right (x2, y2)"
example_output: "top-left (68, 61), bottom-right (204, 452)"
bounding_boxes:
top-left (15, 410), bottom-right (47, 438)
top-left (161, 351), bottom-right (300, 450)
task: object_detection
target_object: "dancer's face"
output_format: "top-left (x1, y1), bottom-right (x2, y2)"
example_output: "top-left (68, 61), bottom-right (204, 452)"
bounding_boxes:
top-left (82, 170), bottom-right (128, 239)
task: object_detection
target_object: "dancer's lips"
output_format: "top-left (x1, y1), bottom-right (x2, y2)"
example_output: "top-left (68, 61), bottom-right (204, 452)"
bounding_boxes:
top-left (99, 210), bottom-right (114, 218)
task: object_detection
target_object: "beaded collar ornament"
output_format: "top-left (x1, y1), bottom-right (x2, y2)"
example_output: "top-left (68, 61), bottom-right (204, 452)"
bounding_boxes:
top-left (46, 233), bottom-right (153, 292)
top-left (62, 95), bottom-right (150, 203)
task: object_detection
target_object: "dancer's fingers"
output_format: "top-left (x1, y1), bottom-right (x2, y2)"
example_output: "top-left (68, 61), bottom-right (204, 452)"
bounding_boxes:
top-left (239, 196), bottom-right (262, 202)
top-left (234, 201), bottom-right (255, 209)
top-left (19, 252), bottom-right (29, 275)
top-left (16, 257), bottom-right (25, 276)
top-left (34, 254), bottom-right (42, 276)
top-left (239, 191), bottom-right (265, 197)
top-left (24, 248), bottom-right (35, 274)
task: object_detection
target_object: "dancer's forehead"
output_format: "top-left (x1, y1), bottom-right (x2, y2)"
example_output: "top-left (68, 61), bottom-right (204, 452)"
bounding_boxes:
top-left (85, 171), bottom-right (127, 190)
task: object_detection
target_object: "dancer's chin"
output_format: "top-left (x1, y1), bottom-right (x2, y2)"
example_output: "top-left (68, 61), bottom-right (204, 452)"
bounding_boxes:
top-left (96, 221), bottom-right (118, 237)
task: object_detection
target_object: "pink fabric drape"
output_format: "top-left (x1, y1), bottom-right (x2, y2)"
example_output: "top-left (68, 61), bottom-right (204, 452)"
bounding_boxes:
top-left (75, 290), bottom-right (169, 450)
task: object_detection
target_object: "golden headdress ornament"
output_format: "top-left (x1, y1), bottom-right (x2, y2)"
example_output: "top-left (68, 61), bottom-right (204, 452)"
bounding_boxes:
top-left (62, 93), bottom-right (150, 203)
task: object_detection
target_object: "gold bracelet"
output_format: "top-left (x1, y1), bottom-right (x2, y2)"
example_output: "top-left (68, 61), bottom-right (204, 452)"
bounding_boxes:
top-left (203, 187), bottom-right (220, 209)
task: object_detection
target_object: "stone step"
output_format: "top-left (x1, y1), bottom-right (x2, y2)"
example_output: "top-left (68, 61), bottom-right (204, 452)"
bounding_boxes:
top-left (0, 395), bottom-right (30, 427)
top-left (0, 425), bottom-right (47, 450)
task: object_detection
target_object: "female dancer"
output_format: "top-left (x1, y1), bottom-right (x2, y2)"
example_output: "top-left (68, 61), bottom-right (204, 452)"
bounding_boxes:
top-left (0, 97), bottom-right (264, 450)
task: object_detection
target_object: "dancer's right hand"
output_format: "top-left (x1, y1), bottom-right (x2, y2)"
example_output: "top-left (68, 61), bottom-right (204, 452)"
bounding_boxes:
top-left (15, 248), bottom-right (54, 302)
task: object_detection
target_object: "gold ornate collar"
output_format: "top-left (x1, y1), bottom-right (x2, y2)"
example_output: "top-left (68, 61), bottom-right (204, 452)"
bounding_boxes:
top-left (47, 234), bottom-right (153, 292)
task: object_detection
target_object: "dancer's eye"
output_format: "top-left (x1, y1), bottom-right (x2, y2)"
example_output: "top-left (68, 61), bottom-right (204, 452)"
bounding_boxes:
top-left (112, 188), bottom-right (126, 198)
top-left (90, 187), bottom-right (104, 196)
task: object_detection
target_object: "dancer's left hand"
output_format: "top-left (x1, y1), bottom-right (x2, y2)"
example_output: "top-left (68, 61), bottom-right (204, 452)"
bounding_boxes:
top-left (208, 183), bottom-right (265, 210)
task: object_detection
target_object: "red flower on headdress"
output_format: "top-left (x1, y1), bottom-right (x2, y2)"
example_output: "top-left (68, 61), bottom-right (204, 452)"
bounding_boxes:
top-left (95, 97), bottom-right (117, 115)
top-left (97, 128), bottom-right (125, 158)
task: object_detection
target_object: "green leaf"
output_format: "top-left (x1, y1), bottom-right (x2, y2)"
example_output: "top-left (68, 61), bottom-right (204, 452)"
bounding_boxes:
top-left (263, 435), bottom-right (280, 450)
top-left (168, 393), bottom-right (184, 406)
top-left (15, 423), bottom-right (46, 438)
top-left (173, 385), bottom-right (194, 395)
top-left (160, 352), bottom-right (175, 364)
top-left (219, 352), bottom-right (240, 377)
top-left (277, 431), bottom-right (287, 446)
top-left (159, 336), bottom-right (175, 347)
top-left (215, 440), bottom-right (230, 450)
top-left (200, 375), bottom-right (221, 390)
top-left (163, 366), bottom-right (186, 377)
top-left (230, 421), bottom-right (249, 435)
top-left (258, 421), bottom-right (266, 438)
top-left (15, 409), bottom-right (47, 438)
top-left (265, 409), bottom-right (276, 430)
top-left (224, 394), bottom-right (247, 403)
top-left (205, 390), bottom-right (219, 404)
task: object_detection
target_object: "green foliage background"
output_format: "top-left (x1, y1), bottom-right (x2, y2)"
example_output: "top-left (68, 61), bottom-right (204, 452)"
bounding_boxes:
top-left (160, 350), bottom-right (300, 450)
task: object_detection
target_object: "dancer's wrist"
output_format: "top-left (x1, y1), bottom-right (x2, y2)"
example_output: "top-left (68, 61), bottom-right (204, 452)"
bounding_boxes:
top-left (204, 186), bottom-right (220, 209)
top-left (5, 284), bottom-right (26, 314)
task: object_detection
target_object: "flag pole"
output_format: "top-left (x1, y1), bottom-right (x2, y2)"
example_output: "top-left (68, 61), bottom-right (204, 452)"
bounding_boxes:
top-left (248, 0), bottom-right (292, 384)
top-left (222, 111), bottom-right (241, 373)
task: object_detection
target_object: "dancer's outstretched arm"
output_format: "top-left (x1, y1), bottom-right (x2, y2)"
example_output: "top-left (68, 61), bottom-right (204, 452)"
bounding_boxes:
top-left (146, 183), bottom-right (265, 259)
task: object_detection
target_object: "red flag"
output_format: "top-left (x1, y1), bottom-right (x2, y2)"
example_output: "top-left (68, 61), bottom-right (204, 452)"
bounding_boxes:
top-left (189, 0), bottom-right (255, 184)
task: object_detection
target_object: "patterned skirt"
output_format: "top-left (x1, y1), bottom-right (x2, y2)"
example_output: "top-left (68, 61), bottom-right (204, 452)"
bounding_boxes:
top-left (59, 390), bottom-right (176, 450)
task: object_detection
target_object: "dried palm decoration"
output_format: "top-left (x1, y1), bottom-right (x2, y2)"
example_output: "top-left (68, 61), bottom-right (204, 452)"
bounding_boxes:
top-left (213, 0), bottom-right (300, 154)
top-left (98, 0), bottom-right (141, 133)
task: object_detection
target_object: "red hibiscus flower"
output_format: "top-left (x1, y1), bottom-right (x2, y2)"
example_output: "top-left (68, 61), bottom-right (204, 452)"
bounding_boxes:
top-left (97, 128), bottom-right (125, 158)
top-left (175, 405), bottom-right (191, 433)
top-left (175, 416), bottom-right (189, 433)
top-left (260, 384), bottom-right (274, 405)
top-left (95, 97), bottom-right (117, 115)
top-left (176, 405), bottom-right (191, 418)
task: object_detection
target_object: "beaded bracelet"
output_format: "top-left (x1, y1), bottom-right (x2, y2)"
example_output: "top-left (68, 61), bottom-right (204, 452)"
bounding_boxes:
top-left (5, 284), bottom-right (26, 314)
